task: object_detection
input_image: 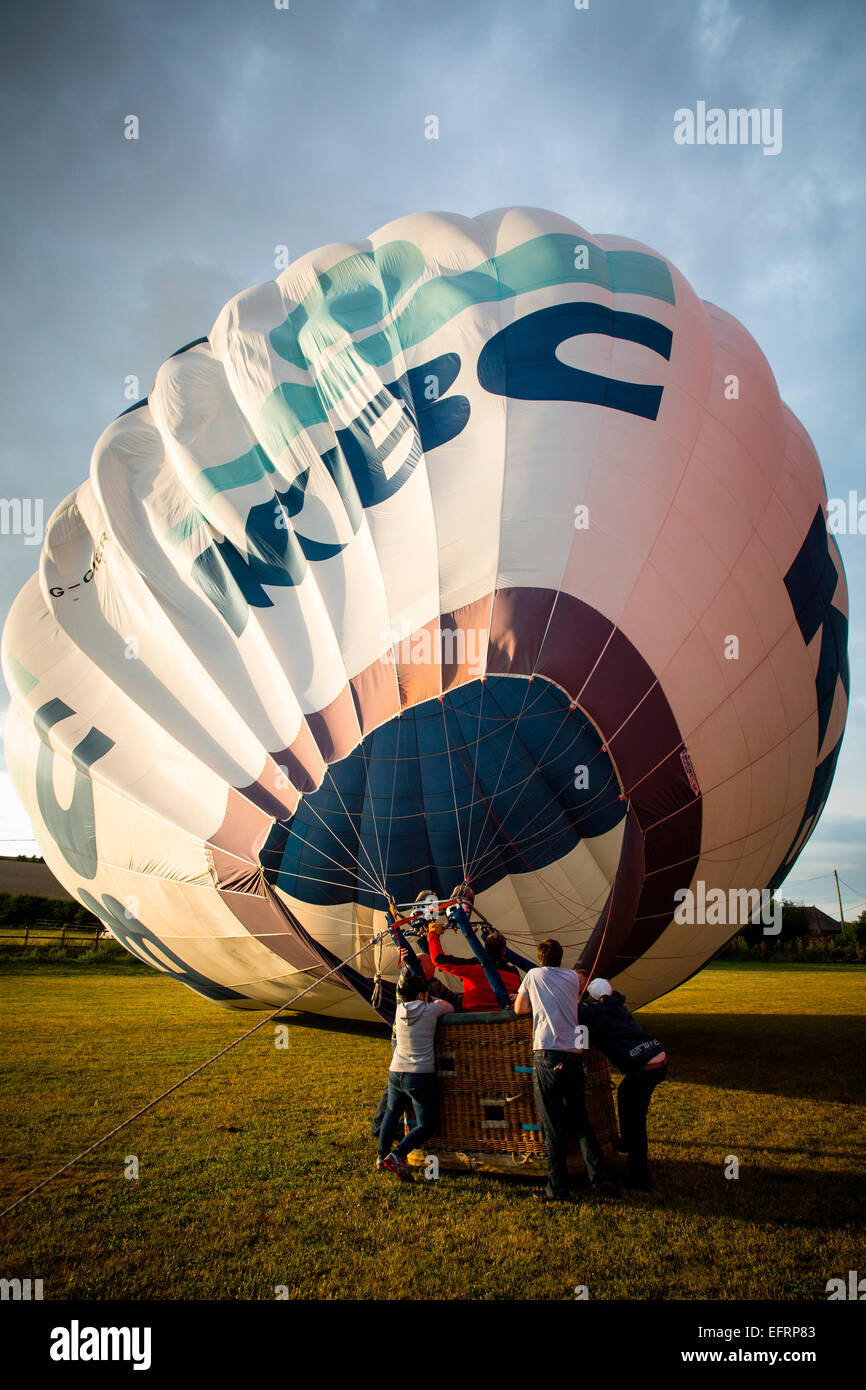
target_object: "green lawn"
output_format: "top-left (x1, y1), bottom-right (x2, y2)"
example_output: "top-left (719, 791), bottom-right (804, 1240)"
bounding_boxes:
top-left (1, 961), bottom-right (863, 1300)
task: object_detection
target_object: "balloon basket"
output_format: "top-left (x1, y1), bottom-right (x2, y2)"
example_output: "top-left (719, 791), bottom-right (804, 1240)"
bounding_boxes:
top-left (405, 1009), bottom-right (617, 1179)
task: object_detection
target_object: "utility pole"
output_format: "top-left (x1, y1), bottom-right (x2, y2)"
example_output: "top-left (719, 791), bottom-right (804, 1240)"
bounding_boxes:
top-left (834, 869), bottom-right (845, 925)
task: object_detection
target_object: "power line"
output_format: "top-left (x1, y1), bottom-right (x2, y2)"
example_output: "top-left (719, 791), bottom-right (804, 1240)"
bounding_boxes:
top-left (779, 872), bottom-right (838, 886)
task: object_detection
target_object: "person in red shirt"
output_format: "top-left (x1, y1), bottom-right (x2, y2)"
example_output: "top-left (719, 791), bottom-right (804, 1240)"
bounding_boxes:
top-left (425, 886), bottom-right (523, 1011)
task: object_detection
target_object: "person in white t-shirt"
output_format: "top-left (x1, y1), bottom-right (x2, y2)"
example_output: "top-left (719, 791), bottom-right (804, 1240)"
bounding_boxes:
top-left (515, 938), bottom-right (618, 1202)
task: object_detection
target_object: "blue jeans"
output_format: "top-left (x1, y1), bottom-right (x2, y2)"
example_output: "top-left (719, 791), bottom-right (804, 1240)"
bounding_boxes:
top-left (369, 1083), bottom-right (412, 1139)
top-left (533, 1051), bottom-right (608, 1198)
top-left (377, 1072), bottom-right (440, 1161)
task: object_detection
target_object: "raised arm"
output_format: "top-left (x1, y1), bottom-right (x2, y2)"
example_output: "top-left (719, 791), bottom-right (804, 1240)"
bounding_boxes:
top-left (425, 927), bottom-right (465, 977)
top-left (513, 988), bottom-right (532, 1016)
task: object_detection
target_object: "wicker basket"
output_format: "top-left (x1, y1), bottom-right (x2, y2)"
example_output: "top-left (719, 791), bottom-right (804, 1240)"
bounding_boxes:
top-left (410, 1009), bottom-right (617, 1174)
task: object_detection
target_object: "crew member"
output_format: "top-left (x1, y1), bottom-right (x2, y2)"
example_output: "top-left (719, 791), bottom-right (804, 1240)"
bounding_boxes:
top-left (425, 885), bottom-right (522, 1011)
top-left (377, 972), bottom-right (454, 1180)
top-left (514, 938), bottom-right (618, 1202)
top-left (578, 976), bottom-right (667, 1191)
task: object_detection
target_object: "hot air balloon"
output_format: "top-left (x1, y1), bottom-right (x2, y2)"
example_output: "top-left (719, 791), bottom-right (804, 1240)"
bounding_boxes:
top-left (2, 206), bottom-right (848, 1021)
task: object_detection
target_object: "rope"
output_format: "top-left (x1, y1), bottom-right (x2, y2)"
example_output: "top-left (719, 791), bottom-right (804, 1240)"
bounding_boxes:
top-left (382, 709), bottom-right (402, 886)
top-left (465, 675), bottom-right (489, 870)
top-left (323, 760), bottom-right (389, 895)
top-left (451, 695), bottom-right (609, 921)
top-left (463, 678), bottom-right (556, 875)
top-left (351, 740), bottom-right (389, 896)
top-left (261, 788), bottom-right (383, 893)
top-left (371, 926), bottom-right (384, 1013)
top-left (438, 696), bottom-right (467, 878)
top-left (300, 787), bottom-right (385, 898)
top-left (0, 927), bottom-right (395, 1221)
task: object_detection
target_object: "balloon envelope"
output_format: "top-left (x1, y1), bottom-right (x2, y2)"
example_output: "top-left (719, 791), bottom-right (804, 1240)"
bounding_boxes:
top-left (2, 207), bottom-right (848, 1018)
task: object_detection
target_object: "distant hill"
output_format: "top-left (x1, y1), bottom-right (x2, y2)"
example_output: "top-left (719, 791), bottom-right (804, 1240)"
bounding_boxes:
top-left (0, 857), bottom-right (74, 901)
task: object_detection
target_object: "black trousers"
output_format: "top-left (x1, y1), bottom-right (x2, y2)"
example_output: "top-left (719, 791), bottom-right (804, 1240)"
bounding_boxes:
top-left (618, 1062), bottom-right (667, 1180)
top-left (533, 1050), bottom-right (607, 1198)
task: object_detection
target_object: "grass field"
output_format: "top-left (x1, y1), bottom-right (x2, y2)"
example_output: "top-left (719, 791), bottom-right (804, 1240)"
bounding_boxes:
top-left (1, 961), bottom-right (863, 1300)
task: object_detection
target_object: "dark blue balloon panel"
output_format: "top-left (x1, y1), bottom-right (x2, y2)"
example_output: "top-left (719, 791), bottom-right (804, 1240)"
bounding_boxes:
top-left (261, 675), bottom-right (626, 909)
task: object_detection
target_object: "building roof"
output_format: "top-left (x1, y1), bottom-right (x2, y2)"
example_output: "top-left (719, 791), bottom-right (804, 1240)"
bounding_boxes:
top-left (806, 905), bottom-right (844, 935)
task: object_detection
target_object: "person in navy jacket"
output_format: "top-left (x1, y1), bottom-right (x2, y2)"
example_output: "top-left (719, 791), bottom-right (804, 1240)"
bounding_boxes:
top-left (578, 976), bottom-right (667, 1191)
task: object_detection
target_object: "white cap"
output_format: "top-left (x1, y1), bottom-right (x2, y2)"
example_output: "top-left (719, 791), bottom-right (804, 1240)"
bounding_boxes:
top-left (587, 978), bottom-right (613, 1000)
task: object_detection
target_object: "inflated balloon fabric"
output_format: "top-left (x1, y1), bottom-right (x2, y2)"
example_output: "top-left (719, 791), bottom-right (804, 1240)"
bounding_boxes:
top-left (2, 207), bottom-right (848, 1018)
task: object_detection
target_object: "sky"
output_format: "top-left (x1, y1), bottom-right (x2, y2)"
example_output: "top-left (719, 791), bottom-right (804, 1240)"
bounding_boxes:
top-left (1, 0), bottom-right (864, 917)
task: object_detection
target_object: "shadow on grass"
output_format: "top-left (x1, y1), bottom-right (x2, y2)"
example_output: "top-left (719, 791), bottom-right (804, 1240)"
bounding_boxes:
top-left (615, 1158), bottom-right (866, 1228)
top-left (275, 1010), bottom-right (866, 1105)
top-left (660, 1138), bottom-right (866, 1160)
top-left (272, 1009), bottom-right (388, 1040)
top-left (428, 1157), bottom-right (866, 1230)
top-left (636, 1014), bottom-right (866, 1105)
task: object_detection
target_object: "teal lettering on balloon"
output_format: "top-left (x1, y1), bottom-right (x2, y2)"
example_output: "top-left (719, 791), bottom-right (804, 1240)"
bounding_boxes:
top-left (34, 699), bottom-right (114, 880)
top-left (78, 891), bottom-right (245, 1002)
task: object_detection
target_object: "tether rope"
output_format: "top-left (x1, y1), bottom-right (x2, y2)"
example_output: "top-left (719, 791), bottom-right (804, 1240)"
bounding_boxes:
top-left (0, 927), bottom-right (396, 1221)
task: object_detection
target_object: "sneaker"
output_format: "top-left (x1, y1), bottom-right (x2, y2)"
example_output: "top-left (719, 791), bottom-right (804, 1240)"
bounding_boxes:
top-left (382, 1153), bottom-right (412, 1182)
top-left (375, 1156), bottom-right (386, 1171)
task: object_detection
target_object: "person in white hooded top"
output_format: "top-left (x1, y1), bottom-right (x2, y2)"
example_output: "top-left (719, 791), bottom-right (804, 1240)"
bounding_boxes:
top-left (377, 972), bottom-right (454, 1179)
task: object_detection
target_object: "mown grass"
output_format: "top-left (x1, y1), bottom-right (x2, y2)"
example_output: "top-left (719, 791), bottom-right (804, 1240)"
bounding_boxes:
top-left (0, 962), bottom-right (863, 1300)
